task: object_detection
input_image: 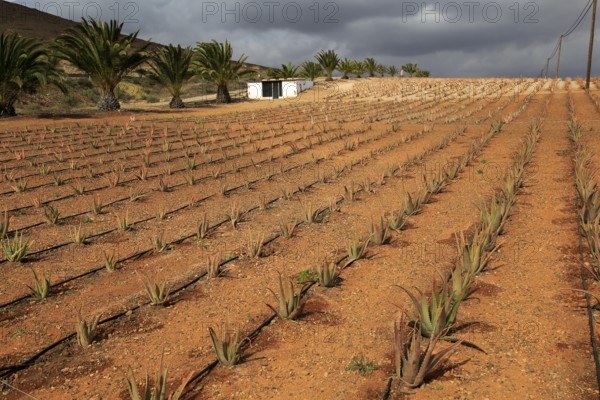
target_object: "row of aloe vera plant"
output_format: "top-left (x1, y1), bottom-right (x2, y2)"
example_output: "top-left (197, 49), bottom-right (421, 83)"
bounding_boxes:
top-left (568, 94), bottom-right (600, 282)
top-left (392, 115), bottom-right (543, 391)
top-left (114, 121), bottom-right (506, 398)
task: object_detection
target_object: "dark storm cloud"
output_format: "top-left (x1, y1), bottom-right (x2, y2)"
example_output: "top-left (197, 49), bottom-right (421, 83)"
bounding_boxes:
top-left (10, 0), bottom-right (600, 77)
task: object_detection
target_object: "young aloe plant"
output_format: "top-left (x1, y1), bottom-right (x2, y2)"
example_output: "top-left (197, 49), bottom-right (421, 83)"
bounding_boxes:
top-left (43, 205), bottom-right (60, 225)
top-left (143, 280), bottom-right (170, 306)
top-left (399, 277), bottom-right (461, 339)
top-left (394, 316), bottom-right (462, 389)
top-left (0, 209), bottom-right (9, 238)
top-left (28, 269), bottom-right (50, 300)
top-left (208, 324), bottom-right (245, 368)
top-left (76, 310), bottom-right (101, 347)
top-left (278, 220), bottom-right (298, 239)
top-left (116, 211), bottom-right (131, 231)
top-left (125, 354), bottom-right (192, 400)
top-left (455, 229), bottom-right (497, 275)
top-left (369, 216), bottom-right (391, 246)
top-left (196, 214), bottom-right (210, 240)
top-left (104, 251), bottom-right (118, 272)
top-left (347, 238), bottom-right (369, 262)
top-left (402, 192), bottom-right (421, 217)
top-left (478, 194), bottom-right (510, 240)
top-left (267, 273), bottom-right (307, 320)
top-left (246, 234), bottom-right (265, 258)
top-left (70, 223), bottom-right (88, 245)
top-left (206, 254), bottom-right (222, 279)
top-left (388, 211), bottom-right (408, 232)
top-left (314, 261), bottom-right (339, 288)
top-left (1, 231), bottom-right (31, 262)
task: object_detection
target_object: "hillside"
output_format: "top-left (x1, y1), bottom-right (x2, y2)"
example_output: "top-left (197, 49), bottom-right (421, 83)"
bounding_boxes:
top-left (0, 0), bottom-right (152, 49)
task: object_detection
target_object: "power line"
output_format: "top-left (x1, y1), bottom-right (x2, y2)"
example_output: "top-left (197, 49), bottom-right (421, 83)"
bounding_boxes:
top-left (564, 0), bottom-right (593, 37)
top-left (541, 0), bottom-right (595, 78)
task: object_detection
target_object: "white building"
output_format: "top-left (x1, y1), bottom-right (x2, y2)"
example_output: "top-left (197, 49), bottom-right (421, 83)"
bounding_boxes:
top-left (247, 79), bottom-right (314, 100)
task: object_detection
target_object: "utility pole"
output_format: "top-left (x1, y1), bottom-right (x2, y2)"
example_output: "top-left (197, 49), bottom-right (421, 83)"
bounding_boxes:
top-left (586, 0), bottom-right (598, 91)
top-left (556, 34), bottom-right (563, 79)
top-left (545, 58), bottom-right (550, 79)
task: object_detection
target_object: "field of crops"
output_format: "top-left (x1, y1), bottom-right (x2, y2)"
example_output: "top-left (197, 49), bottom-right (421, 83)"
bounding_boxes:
top-left (0, 77), bottom-right (599, 399)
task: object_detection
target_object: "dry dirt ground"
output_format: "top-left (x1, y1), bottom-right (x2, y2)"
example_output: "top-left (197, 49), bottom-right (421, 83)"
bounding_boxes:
top-left (0, 77), bottom-right (598, 399)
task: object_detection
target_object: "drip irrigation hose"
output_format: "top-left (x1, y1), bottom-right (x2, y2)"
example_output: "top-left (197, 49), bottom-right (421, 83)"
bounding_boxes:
top-left (576, 189), bottom-right (600, 390)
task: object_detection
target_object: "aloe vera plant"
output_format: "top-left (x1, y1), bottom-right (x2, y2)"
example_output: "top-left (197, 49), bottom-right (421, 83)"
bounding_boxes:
top-left (151, 234), bottom-right (169, 253)
top-left (0, 209), bottom-right (9, 238)
top-left (116, 211), bottom-right (131, 231)
top-left (206, 254), bottom-right (222, 279)
top-left (125, 355), bottom-right (192, 400)
top-left (314, 261), bottom-right (339, 288)
top-left (455, 228), bottom-right (497, 276)
top-left (403, 192), bottom-right (422, 216)
top-left (279, 220), bottom-right (298, 239)
top-left (369, 216), bottom-right (391, 245)
top-left (197, 214), bottom-right (210, 240)
top-left (1, 231), bottom-right (31, 262)
top-left (143, 280), bottom-right (170, 306)
top-left (394, 317), bottom-right (462, 389)
top-left (104, 251), bottom-right (118, 271)
top-left (76, 311), bottom-right (101, 347)
top-left (43, 205), bottom-right (60, 225)
top-left (347, 238), bottom-right (369, 262)
top-left (70, 223), bottom-right (88, 245)
top-left (399, 277), bottom-right (461, 338)
top-left (208, 324), bottom-right (245, 367)
top-left (388, 211), bottom-right (408, 232)
top-left (478, 194), bottom-right (510, 239)
top-left (246, 235), bottom-right (265, 258)
top-left (302, 202), bottom-right (320, 224)
top-left (267, 273), bottom-right (307, 320)
top-left (28, 269), bottom-right (50, 300)
top-left (92, 195), bottom-right (104, 215)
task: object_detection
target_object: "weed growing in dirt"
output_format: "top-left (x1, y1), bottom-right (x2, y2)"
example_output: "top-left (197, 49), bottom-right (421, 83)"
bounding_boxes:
top-left (346, 356), bottom-right (378, 376)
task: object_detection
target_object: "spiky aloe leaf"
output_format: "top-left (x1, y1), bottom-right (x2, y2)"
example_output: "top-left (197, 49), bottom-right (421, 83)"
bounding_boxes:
top-left (208, 325), bottom-right (243, 367)
top-left (267, 273), bottom-right (307, 320)
top-left (394, 316), bottom-right (462, 389)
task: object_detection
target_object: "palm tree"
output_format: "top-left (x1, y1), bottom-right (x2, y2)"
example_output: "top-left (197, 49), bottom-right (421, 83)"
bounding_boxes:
top-left (146, 44), bottom-right (194, 108)
top-left (266, 68), bottom-right (281, 79)
top-left (315, 50), bottom-right (339, 81)
top-left (415, 70), bottom-right (431, 77)
top-left (338, 58), bottom-right (354, 79)
top-left (195, 40), bottom-right (252, 103)
top-left (300, 61), bottom-right (322, 82)
top-left (377, 64), bottom-right (387, 77)
top-left (0, 32), bottom-right (65, 116)
top-left (364, 58), bottom-right (378, 77)
top-left (353, 60), bottom-right (365, 78)
top-left (53, 18), bottom-right (149, 111)
top-left (388, 65), bottom-right (398, 77)
top-left (402, 63), bottom-right (419, 78)
top-left (279, 62), bottom-right (300, 79)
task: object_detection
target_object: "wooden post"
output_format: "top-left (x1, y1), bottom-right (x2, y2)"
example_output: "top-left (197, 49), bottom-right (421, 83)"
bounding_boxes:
top-left (586, 0), bottom-right (598, 91)
top-left (556, 34), bottom-right (563, 79)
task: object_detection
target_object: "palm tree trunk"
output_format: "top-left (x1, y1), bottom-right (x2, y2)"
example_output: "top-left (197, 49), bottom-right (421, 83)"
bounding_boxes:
top-left (169, 96), bottom-right (185, 108)
top-left (97, 91), bottom-right (120, 111)
top-left (0, 103), bottom-right (16, 117)
top-left (216, 85), bottom-right (231, 103)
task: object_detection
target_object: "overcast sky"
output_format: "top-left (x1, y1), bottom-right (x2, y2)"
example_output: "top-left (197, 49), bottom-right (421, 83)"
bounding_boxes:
top-left (10, 0), bottom-right (600, 77)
